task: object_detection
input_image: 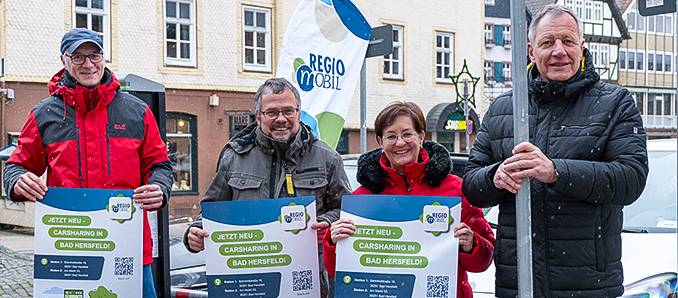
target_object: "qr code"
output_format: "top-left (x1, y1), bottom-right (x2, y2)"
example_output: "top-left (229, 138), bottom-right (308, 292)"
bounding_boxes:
top-left (426, 275), bottom-right (449, 298)
top-left (292, 269), bottom-right (313, 291)
top-left (114, 256), bottom-right (134, 276)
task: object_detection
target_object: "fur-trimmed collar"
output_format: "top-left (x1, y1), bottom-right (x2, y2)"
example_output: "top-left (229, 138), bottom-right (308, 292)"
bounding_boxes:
top-left (356, 141), bottom-right (452, 194)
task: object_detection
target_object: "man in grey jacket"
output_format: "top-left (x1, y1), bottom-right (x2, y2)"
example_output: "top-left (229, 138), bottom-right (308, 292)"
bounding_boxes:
top-left (183, 77), bottom-right (350, 297)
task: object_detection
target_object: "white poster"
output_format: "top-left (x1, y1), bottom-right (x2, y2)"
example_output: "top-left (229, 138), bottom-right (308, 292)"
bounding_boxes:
top-left (34, 187), bottom-right (142, 298)
top-left (335, 195), bottom-right (461, 298)
top-left (203, 196), bottom-right (321, 298)
top-left (276, 0), bottom-right (371, 148)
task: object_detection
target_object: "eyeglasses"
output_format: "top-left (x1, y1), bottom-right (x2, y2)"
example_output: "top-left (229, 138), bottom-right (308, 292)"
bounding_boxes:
top-left (382, 131), bottom-right (419, 145)
top-left (259, 108), bottom-right (299, 120)
top-left (64, 52), bottom-right (104, 65)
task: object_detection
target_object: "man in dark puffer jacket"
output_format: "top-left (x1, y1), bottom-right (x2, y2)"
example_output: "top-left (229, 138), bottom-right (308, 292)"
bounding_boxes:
top-left (462, 4), bottom-right (648, 298)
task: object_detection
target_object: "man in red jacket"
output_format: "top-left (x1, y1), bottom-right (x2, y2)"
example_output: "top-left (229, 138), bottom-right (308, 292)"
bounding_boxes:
top-left (2, 28), bottom-right (172, 298)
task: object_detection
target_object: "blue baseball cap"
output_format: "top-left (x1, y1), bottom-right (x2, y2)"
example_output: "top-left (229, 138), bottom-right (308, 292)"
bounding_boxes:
top-left (60, 28), bottom-right (103, 54)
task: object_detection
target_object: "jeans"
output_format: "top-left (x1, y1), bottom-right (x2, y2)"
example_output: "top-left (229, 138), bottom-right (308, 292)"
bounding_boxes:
top-left (143, 264), bottom-right (157, 298)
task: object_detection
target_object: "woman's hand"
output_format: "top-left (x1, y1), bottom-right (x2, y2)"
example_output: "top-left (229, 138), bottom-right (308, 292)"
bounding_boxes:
top-left (330, 218), bottom-right (356, 245)
top-left (454, 222), bottom-right (475, 253)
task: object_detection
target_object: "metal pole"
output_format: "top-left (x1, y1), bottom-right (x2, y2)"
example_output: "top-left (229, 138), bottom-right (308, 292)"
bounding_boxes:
top-left (463, 80), bottom-right (470, 153)
top-left (675, 3), bottom-right (678, 287)
top-left (510, 0), bottom-right (533, 297)
top-left (360, 60), bottom-right (367, 154)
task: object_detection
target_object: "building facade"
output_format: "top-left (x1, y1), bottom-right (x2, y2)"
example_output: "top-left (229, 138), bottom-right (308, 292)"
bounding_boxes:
top-left (618, 0), bottom-right (677, 138)
top-left (0, 0), bottom-right (484, 218)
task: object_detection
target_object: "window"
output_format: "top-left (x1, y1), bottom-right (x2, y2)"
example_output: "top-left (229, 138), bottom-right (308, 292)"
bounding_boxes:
top-left (594, 2), bottom-right (602, 22)
top-left (666, 16), bottom-right (673, 34)
top-left (620, 51), bottom-right (626, 69)
top-left (584, 0), bottom-right (592, 21)
top-left (164, 0), bottom-right (196, 67)
top-left (590, 43), bottom-right (599, 66)
top-left (484, 24), bottom-right (493, 45)
top-left (484, 61), bottom-right (493, 81)
top-left (637, 52), bottom-right (644, 70)
top-left (665, 54), bottom-right (671, 72)
top-left (166, 112), bottom-right (198, 194)
top-left (637, 12), bottom-right (645, 31)
top-left (600, 44), bottom-right (608, 66)
top-left (627, 11), bottom-right (636, 30)
top-left (648, 53), bottom-right (654, 71)
top-left (503, 25), bottom-right (511, 46)
top-left (657, 54), bottom-right (663, 72)
top-left (649, 15), bottom-right (655, 32)
top-left (383, 25), bottom-right (403, 80)
top-left (657, 15), bottom-right (664, 33)
top-left (503, 62), bottom-right (512, 81)
top-left (73, 0), bottom-right (109, 60)
top-left (435, 32), bottom-right (454, 82)
top-left (243, 6), bottom-right (271, 72)
top-left (575, 0), bottom-right (583, 19)
top-left (565, 0), bottom-right (574, 9)
top-left (628, 51), bottom-right (635, 70)
top-left (634, 92), bottom-right (644, 114)
top-left (664, 94), bottom-right (672, 116)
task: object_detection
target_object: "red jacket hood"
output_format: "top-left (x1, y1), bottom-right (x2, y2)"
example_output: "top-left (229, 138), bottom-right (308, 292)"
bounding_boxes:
top-left (48, 68), bottom-right (121, 112)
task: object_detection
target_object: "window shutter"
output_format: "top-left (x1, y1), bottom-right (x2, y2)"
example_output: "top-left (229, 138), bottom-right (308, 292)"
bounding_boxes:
top-left (494, 24), bottom-right (503, 45)
top-left (495, 61), bottom-right (504, 82)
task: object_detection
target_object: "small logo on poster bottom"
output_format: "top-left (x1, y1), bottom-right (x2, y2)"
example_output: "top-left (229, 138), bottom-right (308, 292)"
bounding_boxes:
top-left (214, 278), bottom-right (222, 286)
top-left (343, 275), bottom-right (352, 284)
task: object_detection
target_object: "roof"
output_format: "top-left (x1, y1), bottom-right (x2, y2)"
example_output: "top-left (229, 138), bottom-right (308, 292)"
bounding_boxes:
top-left (616, 0), bottom-right (635, 14)
top-left (525, 0), bottom-right (556, 16)
top-left (486, 0), bottom-right (511, 18)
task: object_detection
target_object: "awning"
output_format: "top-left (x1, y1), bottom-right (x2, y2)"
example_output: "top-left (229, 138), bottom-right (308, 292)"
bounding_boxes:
top-left (426, 102), bottom-right (479, 134)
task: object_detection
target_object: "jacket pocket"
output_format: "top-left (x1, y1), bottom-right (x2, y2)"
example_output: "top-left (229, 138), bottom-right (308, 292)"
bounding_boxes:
top-left (228, 175), bottom-right (264, 199)
top-left (294, 172), bottom-right (329, 204)
top-left (557, 122), bottom-right (606, 137)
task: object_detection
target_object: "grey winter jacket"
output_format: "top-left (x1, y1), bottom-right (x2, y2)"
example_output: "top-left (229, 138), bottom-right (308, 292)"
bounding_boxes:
top-left (462, 49), bottom-right (648, 298)
top-left (183, 122), bottom-right (350, 251)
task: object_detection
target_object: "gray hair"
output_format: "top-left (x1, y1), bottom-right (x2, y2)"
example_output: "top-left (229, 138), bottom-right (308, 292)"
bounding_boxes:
top-left (528, 4), bottom-right (584, 44)
top-left (254, 77), bottom-right (301, 112)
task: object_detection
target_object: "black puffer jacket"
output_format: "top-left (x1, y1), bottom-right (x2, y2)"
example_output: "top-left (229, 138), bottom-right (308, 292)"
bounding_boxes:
top-left (462, 49), bottom-right (648, 298)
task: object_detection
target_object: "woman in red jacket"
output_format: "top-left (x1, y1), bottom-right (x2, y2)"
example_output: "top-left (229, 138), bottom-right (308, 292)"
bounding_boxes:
top-left (323, 101), bottom-right (495, 298)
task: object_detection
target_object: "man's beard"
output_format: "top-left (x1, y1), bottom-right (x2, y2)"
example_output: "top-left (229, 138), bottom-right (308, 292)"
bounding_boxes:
top-left (269, 122), bottom-right (293, 142)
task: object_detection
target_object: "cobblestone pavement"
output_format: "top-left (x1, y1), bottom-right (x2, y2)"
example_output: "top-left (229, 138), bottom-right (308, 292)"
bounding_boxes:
top-left (0, 244), bottom-right (33, 297)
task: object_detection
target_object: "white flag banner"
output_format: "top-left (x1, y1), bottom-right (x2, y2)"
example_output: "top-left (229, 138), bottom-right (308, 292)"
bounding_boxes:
top-left (277, 0), bottom-right (371, 148)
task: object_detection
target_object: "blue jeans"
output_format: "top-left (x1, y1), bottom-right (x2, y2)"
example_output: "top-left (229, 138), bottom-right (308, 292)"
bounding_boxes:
top-left (143, 264), bottom-right (157, 298)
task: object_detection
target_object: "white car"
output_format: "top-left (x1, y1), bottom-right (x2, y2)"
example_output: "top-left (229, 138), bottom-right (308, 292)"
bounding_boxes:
top-left (468, 139), bottom-right (678, 297)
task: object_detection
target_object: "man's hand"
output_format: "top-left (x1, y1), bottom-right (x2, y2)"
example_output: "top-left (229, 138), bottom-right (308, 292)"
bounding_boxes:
top-left (133, 184), bottom-right (164, 210)
top-left (495, 142), bottom-right (558, 194)
top-left (311, 221), bottom-right (330, 245)
top-left (187, 227), bottom-right (209, 252)
top-left (454, 222), bottom-right (475, 253)
top-left (13, 172), bottom-right (48, 201)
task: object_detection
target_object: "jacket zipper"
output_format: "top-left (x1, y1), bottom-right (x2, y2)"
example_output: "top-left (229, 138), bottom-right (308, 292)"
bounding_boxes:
top-left (559, 122), bottom-right (605, 131)
top-left (76, 127), bottom-right (83, 188)
top-left (106, 124), bottom-right (111, 175)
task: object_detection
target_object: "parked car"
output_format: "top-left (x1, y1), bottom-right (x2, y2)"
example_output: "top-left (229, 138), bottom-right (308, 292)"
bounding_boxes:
top-left (468, 139), bottom-right (678, 297)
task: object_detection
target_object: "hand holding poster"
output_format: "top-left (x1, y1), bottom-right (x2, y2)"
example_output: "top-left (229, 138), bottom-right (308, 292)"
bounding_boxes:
top-left (202, 196), bottom-right (321, 298)
top-left (34, 187), bottom-right (142, 298)
top-left (334, 195), bottom-right (461, 298)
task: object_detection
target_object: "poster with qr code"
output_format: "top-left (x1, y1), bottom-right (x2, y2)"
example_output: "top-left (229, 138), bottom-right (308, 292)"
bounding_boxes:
top-left (334, 195), bottom-right (461, 298)
top-left (34, 187), bottom-right (143, 297)
top-left (202, 196), bottom-right (321, 298)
